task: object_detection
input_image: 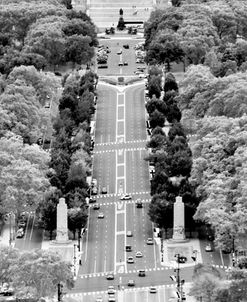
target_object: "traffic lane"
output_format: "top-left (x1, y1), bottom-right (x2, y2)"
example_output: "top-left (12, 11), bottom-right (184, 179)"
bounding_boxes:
top-left (95, 85), bottom-right (117, 144)
top-left (93, 151), bottom-right (116, 195)
top-left (14, 213), bottom-right (35, 250)
top-left (79, 207), bottom-right (98, 274)
top-left (96, 204), bottom-right (115, 273)
top-left (125, 85), bottom-right (146, 142)
top-left (126, 149), bottom-right (149, 193)
top-left (71, 267), bottom-right (194, 293)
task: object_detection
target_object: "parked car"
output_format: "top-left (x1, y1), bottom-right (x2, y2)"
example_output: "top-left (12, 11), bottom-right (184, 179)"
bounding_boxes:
top-left (178, 256), bottom-right (187, 263)
top-left (16, 228), bottom-right (24, 238)
top-left (123, 61), bottom-right (128, 66)
top-left (125, 245), bottom-right (132, 252)
top-left (136, 199), bottom-right (143, 208)
top-left (205, 244), bottom-right (213, 252)
top-left (92, 187), bottom-right (98, 195)
top-left (123, 44), bottom-right (129, 49)
top-left (118, 61), bottom-right (123, 66)
top-left (89, 197), bottom-right (96, 203)
top-left (117, 49), bottom-right (122, 55)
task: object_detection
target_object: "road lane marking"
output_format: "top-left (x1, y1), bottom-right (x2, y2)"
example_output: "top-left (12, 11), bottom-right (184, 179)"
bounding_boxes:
top-left (85, 209), bottom-right (90, 261)
top-left (123, 91), bottom-right (126, 143)
top-left (94, 259), bottom-right (97, 273)
top-left (114, 202), bottom-right (117, 272)
top-left (28, 214), bottom-right (35, 249)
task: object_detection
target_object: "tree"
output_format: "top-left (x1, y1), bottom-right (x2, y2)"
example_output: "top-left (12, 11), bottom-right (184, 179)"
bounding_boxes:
top-left (164, 73), bottom-right (178, 93)
top-left (148, 75), bottom-right (162, 99)
top-left (0, 247), bottom-right (20, 284)
top-left (24, 16), bottom-right (67, 69)
top-left (37, 190), bottom-right (58, 240)
top-left (146, 29), bottom-right (184, 69)
top-left (68, 207), bottom-right (87, 239)
top-left (119, 8), bottom-right (123, 16)
top-left (8, 249), bottom-right (74, 299)
top-left (65, 35), bottom-right (94, 68)
top-left (149, 109), bottom-right (165, 129)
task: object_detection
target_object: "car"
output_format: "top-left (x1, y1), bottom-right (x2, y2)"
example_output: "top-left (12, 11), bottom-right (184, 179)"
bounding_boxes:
top-left (178, 256), bottom-right (187, 263)
top-left (92, 187), bottom-right (98, 195)
top-left (149, 287), bottom-right (157, 293)
top-left (123, 61), bottom-right (128, 66)
top-left (0, 284), bottom-right (14, 296)
top-left (125, 245), bottom-right (132, 252)
top-left (117, 49), bottom-right (122, 55)
top-left (136, 199), bottom-right (143, 208)
top-left (127, 280), bottom-right (135, 287)
top-left (205, 244), bottom-right (213, 252)
top-left (98, 65), bottom-right (108, 69)
top-left (108, 295), bottom-right (116, 302)
top-left (89, 197), bottom-right (96, 203)
top-left (92, 178), bottom-right (98, 186)
top-left (139, 73), bottom-right (145, 78)
top-left (106, 273), bottom-right (114, 280)
top-left (16, 228), bottom-right (24, 238)
top-left (120, 194), bottom-right (132, 200)
top-left (126, 231), bottom-right (133, 237)
top-left (107, 286), bottom-right (115, 295)
top-left (146, 238), bottom-right (154, 245)
top-left (127, 256), bottom-right (134, 264)
top-left (98, 213), bottom-right (104, 219)
top-left (118, 61), bottom-right (123, 66)
top-left (135, 251), bottom-right (143, 258)
top-left (138, 269), bottom-right (146, 277)
top-left (93, 203), bottom-right (100, 210)
top-left (17, 220), bottom-right (26, 228)
top-left (137, 67), bottom-right (145, 71)
top-left (123, 44), bottom-right (129, 49)
top-left (101, 186), bottom-right (107, 194)
top-left (95, 297), bottom-right (103, 302)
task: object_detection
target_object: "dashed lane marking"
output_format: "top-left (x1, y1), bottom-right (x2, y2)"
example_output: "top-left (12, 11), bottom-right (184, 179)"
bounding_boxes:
top-left (89, 199), bottom-right (151, 208)
top-left (94, 147), bottom-right (146, 154)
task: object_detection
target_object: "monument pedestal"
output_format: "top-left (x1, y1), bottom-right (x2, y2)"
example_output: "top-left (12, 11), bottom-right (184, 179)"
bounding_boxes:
top-left (170, 196), bottom-right (188, 243)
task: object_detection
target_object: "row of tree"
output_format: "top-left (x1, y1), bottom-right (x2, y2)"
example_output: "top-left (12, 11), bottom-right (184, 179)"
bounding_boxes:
top-left (0, 0), bottom-right (97, 74)
top-left (144, 0), bottom-right (247, 74)
top-left (37, 70), bottom-right (98, 239)
top-left (145, 67), bottom-right (198, 233)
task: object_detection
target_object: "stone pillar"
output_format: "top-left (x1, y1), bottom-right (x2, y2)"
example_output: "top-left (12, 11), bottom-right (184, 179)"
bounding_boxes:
top-left (172, 196), bottom-right (186, 242)
top-left (56, 197), bottom-right (69, 243)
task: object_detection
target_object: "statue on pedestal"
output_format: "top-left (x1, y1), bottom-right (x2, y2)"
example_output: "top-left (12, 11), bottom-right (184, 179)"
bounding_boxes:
top-left (55, 197), bottom-right (69, 243)
top-left (172, 196), bottom-right (186, 242)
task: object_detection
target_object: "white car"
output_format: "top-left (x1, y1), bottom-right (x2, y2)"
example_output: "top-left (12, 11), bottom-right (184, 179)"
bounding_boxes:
top-left (107, 286), bottom-right (115, 295)
top-left (98, 213), bottom-right (104, 219)
top-left (150, 287), bottom-right (157, 293)
top-left (205, 244), bottom-right (213, 252)
top-left (95, 297), bottom-right (103, 302)
top-left (120, 194), bottom-right (132, 200)
top-left (127, 256), bottom-right (134, 264)
top-left (146, 238), bottom-right (154, 245)
top-left (135, 251), bottom-right (143, 258)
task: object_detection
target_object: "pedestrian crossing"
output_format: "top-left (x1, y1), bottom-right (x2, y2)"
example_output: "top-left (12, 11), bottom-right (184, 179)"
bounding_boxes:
top-left (94, 147), bottom-right (147, 154)
top-left (95, 139), bottom-right (147, 147)
top-left (78, 266), bottom-right (175, 279)
top-left (91, 191), bottom-right (150, 199)
top-left (89, 198), bottom-right (151, 207)
top-left (65, 284), bottom-right (177, 298)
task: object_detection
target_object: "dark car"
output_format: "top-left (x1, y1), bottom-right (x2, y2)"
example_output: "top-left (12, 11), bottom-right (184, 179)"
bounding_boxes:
top-left (127, 280), bottom-right (135, 287)
top-left (123, 44), bottom-right (129, 49)
top-left (178, 256), bottom-right (187, 263)
top-left (93, 203), bottom-right (100, 210)
top-left (106, 273), bottom-right (114, 280)
top-left (136, 199), bottom-right (143, 208)
top-left (138, 269), bottom-right (146, 277)
top-left (98, 65), bottom-right (108, 69)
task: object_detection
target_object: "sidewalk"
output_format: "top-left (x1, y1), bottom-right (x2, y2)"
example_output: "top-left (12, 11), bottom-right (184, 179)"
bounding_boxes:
top-left (0, 219), bottom-right (15, 248)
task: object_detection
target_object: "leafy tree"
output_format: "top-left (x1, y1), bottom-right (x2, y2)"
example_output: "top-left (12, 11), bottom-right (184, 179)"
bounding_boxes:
top-left (62, 18), bottom-right (98, 46)
top-left (68, 207), bottom-right (87, 239)
top-left (149, 109), bottom-right (165, 129)
top-left (146, 96), bottom-right (167, 116)
top-left (0, 247), bottom-right (20, 284)
top-left (65, 35), bottom-right (94, 68)
top-left (164, 73), bottom-right (178, 93)
top-left (8, 249), bottom-right (74, 299)
top-left (166, 103), bottom-right (182, 123)
top-left (24, 16), bottom-right (66, 70)
top-left (37, 190), bottom-right (59, 240)
top-left (148, 194), bottom-right (173, 229)
top-left (168, 122), bottom-right (187, 141)
top-left (147, 133), bottom-right (166, 151)
top-left (148, 75), bottom-right (162, 99)
top-left (146, 29), bottom-right (184, 69)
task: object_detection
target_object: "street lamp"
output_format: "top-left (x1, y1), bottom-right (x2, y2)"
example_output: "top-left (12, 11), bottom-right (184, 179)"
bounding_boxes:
top-left (171, 254), bottom-right (185, 302)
